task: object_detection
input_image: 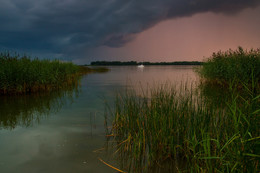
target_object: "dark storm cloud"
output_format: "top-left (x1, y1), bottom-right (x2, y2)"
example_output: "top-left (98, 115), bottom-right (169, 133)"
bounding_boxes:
top-left (0, 0), bottom-right (259, 57)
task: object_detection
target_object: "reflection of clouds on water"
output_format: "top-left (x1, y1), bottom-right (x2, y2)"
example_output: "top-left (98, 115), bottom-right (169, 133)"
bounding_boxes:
top-left (89, 66), bottom-right (198, 87)
top-left (93, 66), bottom-right (199, 96)
top-left (0, 124), bottom-right (114, 173)
top-left (0, 66), bottom-right (200, 173)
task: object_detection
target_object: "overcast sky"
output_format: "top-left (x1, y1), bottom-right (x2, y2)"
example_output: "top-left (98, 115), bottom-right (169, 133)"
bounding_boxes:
top-left (0, 0), bottom-right (260, 64)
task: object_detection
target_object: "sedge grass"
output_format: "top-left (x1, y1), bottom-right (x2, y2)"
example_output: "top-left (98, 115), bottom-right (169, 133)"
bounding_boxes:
top-left (197, 47), bottom-right (260, 87)
top-left (107, 81), bottom-right (259, 172)
top-left (0, 52), bottom-right (108, 95)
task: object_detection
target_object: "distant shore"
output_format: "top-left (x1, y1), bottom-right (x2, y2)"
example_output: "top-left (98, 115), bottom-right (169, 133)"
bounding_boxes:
top-left (89, 61), bottom-right (203, 66)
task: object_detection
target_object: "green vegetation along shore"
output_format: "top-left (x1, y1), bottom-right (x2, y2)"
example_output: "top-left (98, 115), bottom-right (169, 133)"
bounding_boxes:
top-left (107, 47), bottom-right (260, 172)
top-left (198, 47), bottom-right (260, 86)
top-left (0, 52), bottom-right (109, 95)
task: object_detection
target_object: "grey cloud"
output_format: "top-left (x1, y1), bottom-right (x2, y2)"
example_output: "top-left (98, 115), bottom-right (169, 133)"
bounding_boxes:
top-left (103, 33), bottom-right (137, 47)
top-left (0, 0), bottom-right (259, 58)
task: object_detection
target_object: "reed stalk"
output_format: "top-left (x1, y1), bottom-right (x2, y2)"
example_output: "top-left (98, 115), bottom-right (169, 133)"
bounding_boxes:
top-left (107, 81), bottom-right (259, 172)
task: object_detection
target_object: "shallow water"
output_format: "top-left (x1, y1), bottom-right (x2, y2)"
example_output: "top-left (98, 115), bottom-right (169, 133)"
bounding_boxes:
top-left (0, 66), bottom-right (198, 173)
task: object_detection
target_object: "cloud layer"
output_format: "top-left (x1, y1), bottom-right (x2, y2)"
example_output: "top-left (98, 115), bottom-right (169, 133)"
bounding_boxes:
top-left (0, 0), bottom-right (259, 58)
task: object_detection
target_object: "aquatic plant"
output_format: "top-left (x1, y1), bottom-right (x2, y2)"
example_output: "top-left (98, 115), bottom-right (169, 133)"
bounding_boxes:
top-left (107, 81), bottom-right (259, 172)
top-left (198, 47), bottom-right (260, 86)
top-left (0, 52), bottom-right (108, 94)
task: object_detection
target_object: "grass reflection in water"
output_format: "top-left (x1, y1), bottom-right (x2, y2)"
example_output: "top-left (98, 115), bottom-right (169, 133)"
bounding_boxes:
top-left (0, 80), bottom-right (80, 129)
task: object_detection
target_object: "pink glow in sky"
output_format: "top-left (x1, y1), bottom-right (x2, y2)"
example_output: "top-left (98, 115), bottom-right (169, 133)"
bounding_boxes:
top-left (85, 6), bottom-right (260, 63)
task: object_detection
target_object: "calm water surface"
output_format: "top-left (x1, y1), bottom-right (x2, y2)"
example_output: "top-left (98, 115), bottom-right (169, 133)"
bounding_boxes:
top-left (0, 66), bottom-right (198, 173)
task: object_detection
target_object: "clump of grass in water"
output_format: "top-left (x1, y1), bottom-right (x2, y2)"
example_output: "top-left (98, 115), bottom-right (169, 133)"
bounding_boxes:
top-left (107, 81), bottom-right (259, 172)
top-left (0, 52), bottom-right (107, 95)
top-left (197, 46), bottom-right (260, 86)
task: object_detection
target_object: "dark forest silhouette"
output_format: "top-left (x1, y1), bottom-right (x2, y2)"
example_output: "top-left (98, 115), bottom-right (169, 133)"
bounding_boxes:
top-left (90, 61), bottom-right (202, 66)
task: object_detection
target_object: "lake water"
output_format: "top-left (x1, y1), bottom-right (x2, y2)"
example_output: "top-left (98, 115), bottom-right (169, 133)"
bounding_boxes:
top-left (0, 66), bottom-right (199, 173)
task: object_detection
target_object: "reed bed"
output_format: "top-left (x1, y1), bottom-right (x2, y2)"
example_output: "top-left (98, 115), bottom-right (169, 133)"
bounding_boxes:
top-left (197, 47), bottom-right (260, 86)
top-left (105, 47), bottom-right (260, 172)
top-left (107, 81), bottom-right (259, 172)
top-left (0, 52), bottom-right (106, 95)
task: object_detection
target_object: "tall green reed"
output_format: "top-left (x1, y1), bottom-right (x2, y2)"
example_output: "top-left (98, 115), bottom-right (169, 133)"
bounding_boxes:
top-left (197, 47), bottom-right (260, 86)
top-left (106, 81), bottom-right (259, 172)
top-left (0, 52), bottom-right (81, 94)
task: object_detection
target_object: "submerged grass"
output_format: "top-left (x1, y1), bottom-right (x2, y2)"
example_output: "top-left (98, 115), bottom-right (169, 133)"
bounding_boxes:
top-left (0, 52), bottom-right (109, 95)
top-left (107, 82), bottom-right (259, 172)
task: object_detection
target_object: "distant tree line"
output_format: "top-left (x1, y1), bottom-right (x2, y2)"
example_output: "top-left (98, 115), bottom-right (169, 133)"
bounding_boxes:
top-left (90, 61), bottom-right (138, 66)
top-left (90, 61), bottom-right (203, 66)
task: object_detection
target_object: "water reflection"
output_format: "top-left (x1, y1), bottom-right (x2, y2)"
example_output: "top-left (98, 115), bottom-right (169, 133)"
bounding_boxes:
top-left (0, 66), bottom-right (202, 173)
top-left (0, 82), bottom-right (80, 129)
